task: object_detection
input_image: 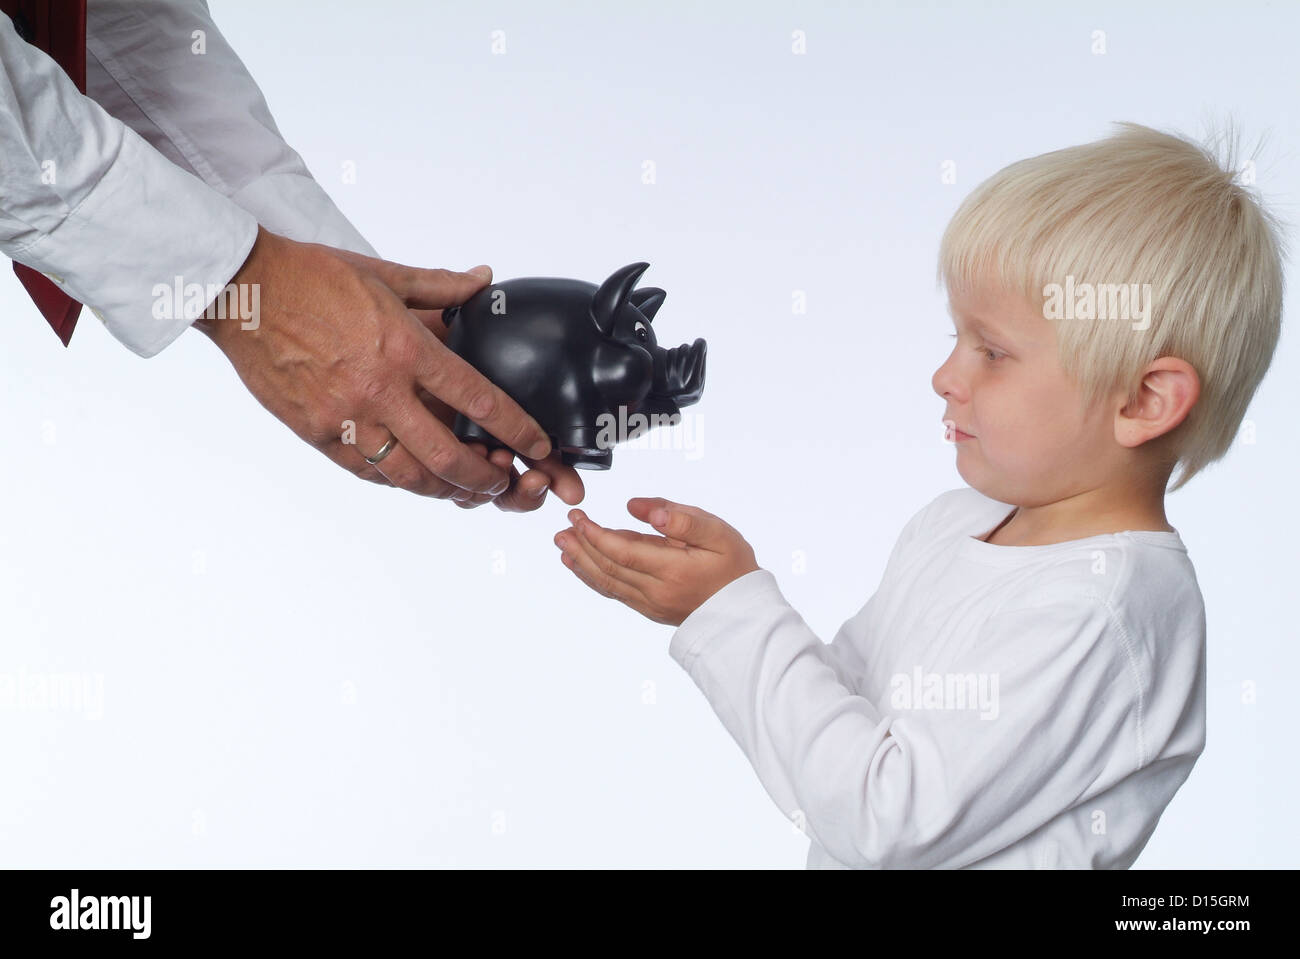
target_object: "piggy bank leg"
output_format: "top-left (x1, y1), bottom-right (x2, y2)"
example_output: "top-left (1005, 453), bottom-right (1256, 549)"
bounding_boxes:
top-left (562, 449), bottom-right (613, 469)
top-left (558, 426), bottom-right (613, 470)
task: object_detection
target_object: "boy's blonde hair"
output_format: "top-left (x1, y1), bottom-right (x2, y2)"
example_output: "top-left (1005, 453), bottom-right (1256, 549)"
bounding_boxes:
top-left (937, 121), bottom-right (1287, 491)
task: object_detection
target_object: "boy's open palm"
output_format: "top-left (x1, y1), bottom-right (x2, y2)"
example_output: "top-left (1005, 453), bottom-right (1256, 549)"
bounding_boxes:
top-left (554, 498), bottom-right (761, 626)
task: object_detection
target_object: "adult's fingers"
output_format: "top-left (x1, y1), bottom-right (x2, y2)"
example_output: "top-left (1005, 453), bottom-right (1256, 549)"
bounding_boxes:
top-left (381, 393), bottom-right (513, 496)
top-left (412, 385), bottom-right (509, 507)
top-left (316, 438), bottom-right (394, 487)
top-left (328, 249), bottom-right (493, 311)
top-left (457, 445), bottom-right (558, 513)
top-left (514, 452), bottom-right (586, 506)
top-left (347, 424), bottom-right (473, 500)
top-left (492, 464), bottom-right (552, 512)
top-left (478, 448), bottom-right (525, 510)
top-left (364, 436), bottom-right (459, 500)
top-left (410, 339), bottom-right (553, 464)
top-left (410, 308), bottom-right (450, 343)
top-left (384, 262), bottom-right (494, 310)
top-left (450, 443), bottom-right (505, 507)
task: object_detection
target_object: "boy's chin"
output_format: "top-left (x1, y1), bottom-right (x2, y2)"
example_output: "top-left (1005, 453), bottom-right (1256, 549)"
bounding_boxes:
top-left (956, 460), bottom-right (1010, 504)
top-left (955, 456), bottom-right (980, 489)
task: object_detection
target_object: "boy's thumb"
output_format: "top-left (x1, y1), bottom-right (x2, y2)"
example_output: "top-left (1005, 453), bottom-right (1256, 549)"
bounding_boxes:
top-left (630, 497), bottom-right (704, 545)
top-left (650, 504), bottom-right (705, 544)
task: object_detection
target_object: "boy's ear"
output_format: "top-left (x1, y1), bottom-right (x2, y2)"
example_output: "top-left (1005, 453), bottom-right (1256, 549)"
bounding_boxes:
top-left (1116, 359), bottom-right (1200, 447)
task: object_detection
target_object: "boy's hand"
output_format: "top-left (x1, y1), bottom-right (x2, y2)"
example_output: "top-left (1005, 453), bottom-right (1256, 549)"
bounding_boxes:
top-left (553, 498), bottom-right (760, 626)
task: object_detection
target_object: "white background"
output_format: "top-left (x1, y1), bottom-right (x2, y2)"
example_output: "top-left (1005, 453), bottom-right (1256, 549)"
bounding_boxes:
top-left (1, 0), bottom-right (1295, 866)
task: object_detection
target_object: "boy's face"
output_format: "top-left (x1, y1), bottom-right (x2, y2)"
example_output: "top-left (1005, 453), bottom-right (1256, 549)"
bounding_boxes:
top-left (932, 279), bottom-right (1120, 506)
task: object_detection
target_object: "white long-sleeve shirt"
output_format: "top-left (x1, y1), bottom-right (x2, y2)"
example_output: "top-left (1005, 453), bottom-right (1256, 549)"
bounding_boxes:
top-left (2, 0), bottom-right (375, 357)
top-left (669, 486), bottom-right (1207, 868)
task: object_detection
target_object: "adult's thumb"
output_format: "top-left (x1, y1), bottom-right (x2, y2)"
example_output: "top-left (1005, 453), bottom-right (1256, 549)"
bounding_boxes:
top-left (388, 263), bottom-right (494, 310)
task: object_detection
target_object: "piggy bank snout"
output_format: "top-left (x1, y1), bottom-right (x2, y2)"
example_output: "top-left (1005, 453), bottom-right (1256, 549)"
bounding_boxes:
top-left (656, 337), bottom-right (706, 407)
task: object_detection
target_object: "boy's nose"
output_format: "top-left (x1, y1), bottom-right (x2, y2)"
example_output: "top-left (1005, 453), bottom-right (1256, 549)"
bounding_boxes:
top-left (932, 357), bottom-right (963, 401)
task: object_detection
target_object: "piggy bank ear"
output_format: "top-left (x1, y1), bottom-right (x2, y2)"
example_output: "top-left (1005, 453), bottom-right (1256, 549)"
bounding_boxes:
top-left (591, 262), bottom-right (649, 335)
top-left (630, 287), bottom-right (666, 321)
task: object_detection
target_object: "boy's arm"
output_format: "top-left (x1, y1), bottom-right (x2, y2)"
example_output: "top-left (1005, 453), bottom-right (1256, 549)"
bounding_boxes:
top-left (820, 496), bottom-right (938, 691)
top-left (669, 576), bottom-right (1146, 868)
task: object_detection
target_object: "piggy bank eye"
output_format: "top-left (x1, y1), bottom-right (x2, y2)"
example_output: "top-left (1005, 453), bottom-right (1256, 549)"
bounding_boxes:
top-left (634, 320), bottom-right (649, 342)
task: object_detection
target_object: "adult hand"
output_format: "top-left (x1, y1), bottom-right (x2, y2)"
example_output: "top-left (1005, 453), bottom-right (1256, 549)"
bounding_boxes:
top-left (195, 225), bottom-right (570, 505)
top-left (447, 443), bottom-right (588, 511)
top-left (411, 309), bottom-right (586, 511)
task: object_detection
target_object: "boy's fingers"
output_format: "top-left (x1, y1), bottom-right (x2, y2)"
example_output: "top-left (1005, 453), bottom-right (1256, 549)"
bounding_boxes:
top-left (607, 527), bottom-right (684, 549)
top-left (568, 519), bottom-right (664, 590)
top-left (624, 498), bottom-right (688, 547)
top-left (626, 497), bottom-right (723, 550)
top-left (561, 513), bottom-right (656, 586)
top-left (564, 553), bottom-right (638, 609)
top-left (558, 529), bottom-right (652, 609)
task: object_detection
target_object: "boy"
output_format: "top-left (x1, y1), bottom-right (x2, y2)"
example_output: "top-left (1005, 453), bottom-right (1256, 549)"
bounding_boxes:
top-left (551, 122), bottom-right (1285, 868)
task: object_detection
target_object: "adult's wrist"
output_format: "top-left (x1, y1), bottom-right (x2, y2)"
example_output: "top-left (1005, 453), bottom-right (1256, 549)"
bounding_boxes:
top-left (194, 224), bottom-right (271, 347)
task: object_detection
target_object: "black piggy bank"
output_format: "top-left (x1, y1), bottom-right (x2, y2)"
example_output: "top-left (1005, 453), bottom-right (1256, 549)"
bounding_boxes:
top-left (440, 262), bottom-right (706, 470)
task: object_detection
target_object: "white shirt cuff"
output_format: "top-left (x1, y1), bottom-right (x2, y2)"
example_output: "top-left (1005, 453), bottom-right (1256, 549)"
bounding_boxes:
top-left (231, 172), bottom-right (378, 259)
top-left (18, 128), bottom-right (260, 358)
top-left (668, 567), bottom-right (785, 669)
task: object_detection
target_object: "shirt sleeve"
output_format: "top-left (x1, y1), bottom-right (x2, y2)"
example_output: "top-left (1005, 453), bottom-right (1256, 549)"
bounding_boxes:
top-left (84, 0), bottom-right (378, 258)
top-left (818, 495), bottom-right (938, 692)
top-left (667, 571), bottom-right (1144, 868)
top-left (1, 9), bottom-right (259, 357)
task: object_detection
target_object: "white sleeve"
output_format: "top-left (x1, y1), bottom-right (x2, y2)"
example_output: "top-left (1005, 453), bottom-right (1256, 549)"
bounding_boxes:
top-left (819, 496), bottom-right (937, 691)
top-left (667, 571), bottom-right (1143, 868)
top-left (85, 0), bottom-right (378, 258)
top-left (1, 10), bottom-right (259, 357)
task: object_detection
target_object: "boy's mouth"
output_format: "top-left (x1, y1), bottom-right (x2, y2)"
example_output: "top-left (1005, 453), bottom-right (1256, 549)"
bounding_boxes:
top-left (943, 419), bottom-right (976, 441)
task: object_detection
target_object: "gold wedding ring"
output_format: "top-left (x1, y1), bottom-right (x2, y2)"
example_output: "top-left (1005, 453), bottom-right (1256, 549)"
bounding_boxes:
top-left (364, 436), bottom-right (398, 465)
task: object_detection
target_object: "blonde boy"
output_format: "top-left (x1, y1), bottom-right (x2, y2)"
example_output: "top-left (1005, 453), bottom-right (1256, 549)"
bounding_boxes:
top-left (552, 122), bottom-right (1285, 868)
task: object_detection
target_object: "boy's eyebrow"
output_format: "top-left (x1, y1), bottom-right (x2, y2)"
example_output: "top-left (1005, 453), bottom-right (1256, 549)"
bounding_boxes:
top-left (948, 304), bottom-right (1013, 339)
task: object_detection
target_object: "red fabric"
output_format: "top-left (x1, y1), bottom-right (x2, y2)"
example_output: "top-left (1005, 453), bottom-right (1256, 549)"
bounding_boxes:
top-left (2, 0), bottom-right (87, 346)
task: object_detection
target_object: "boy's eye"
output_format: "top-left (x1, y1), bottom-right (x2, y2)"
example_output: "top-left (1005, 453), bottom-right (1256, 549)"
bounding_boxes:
top-left (948, 333), bottom-right (1002, 363)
